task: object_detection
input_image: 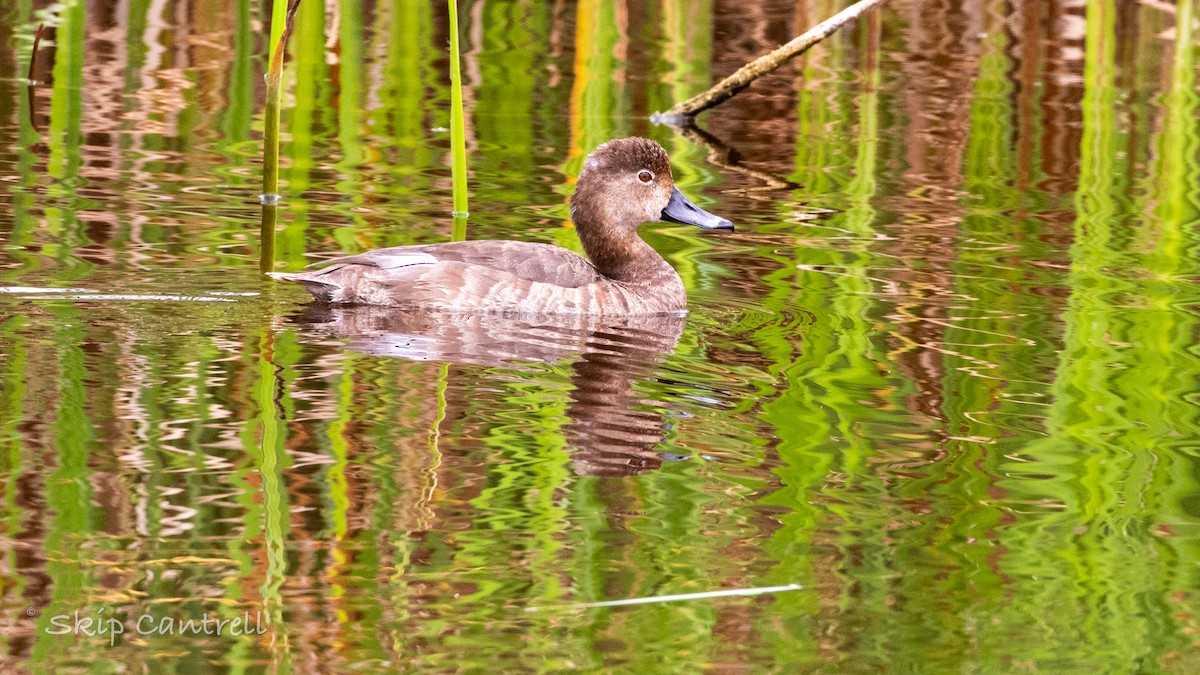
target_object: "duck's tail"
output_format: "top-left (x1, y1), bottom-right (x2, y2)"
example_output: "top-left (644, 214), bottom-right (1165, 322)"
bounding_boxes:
top-left (265, 271), bottom-right (341, 303)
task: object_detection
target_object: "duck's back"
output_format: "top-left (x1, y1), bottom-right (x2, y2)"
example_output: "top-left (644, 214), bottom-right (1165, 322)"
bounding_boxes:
top-left (270, 241), bottom-right (683, 315)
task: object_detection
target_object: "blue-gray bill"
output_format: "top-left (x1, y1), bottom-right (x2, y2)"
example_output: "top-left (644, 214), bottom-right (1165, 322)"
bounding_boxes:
top-left (661, 187), bottom-right (734, 230)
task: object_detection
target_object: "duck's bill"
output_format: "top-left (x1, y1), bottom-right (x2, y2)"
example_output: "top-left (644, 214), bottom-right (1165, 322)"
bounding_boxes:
top-left (661, 188), bottom-right (734, 231)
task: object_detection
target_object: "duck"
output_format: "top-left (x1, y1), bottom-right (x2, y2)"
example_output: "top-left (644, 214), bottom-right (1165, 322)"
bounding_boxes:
top-left (267, 137), bottom-right (733, 315)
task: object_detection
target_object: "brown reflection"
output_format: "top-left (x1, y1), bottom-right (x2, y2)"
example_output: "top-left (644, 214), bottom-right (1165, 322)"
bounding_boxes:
top-left (672, 121), bottom-right (800, 192)
top-left (291, 307), bottom-right (685, 477)
top-left (26, 24), bottom-right (45, 134)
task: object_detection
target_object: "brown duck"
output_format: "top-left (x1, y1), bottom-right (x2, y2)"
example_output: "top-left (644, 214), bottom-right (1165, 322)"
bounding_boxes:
top-left (268, 138), bottom-right (733, 315)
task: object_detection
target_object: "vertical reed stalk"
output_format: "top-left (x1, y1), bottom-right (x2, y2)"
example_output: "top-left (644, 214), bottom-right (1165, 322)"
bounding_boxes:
top-left (448, 0), bottom-right (469, 241)
top-left (260, 0), bottom-right (300, 273)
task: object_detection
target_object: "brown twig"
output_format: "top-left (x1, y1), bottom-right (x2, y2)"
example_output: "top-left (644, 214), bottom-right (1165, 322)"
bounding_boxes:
top-left (652, 0), bottom-right (889, 123)
top-left (26, 23), bottom-right (45, 133)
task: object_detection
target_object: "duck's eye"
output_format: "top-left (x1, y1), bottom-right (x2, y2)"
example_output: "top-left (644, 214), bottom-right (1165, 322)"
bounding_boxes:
top-left (637, 170), bottom-right (654, 183)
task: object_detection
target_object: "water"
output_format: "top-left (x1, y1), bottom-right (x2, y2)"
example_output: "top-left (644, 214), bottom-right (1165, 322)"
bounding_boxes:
top-left (2, 0), bottom-right (1200, 671)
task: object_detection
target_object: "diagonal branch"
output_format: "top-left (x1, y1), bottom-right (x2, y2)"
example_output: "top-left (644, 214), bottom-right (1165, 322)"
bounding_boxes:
top-left (653, 0), bottom-right (889, 123)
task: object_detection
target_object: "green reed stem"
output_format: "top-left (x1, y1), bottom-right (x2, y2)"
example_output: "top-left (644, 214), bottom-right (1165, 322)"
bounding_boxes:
top-left (259, 200), bottom-right (277, 273)
top-left (260, 0), bottom-right (300, 274)
top-left (448, 0), bottom-right (468, 241)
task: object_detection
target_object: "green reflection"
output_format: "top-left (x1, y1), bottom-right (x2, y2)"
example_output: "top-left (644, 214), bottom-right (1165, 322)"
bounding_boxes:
top-left (2, 0), bottom-right (1199, 671)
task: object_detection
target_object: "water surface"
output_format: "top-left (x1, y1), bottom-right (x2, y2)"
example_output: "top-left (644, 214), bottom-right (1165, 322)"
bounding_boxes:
top-left (2, 0), bottom-right (1200, 671)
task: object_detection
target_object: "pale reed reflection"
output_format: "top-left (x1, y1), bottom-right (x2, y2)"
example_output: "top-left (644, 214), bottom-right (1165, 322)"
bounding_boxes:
top-left (291, 307), bottom-right (686, 477)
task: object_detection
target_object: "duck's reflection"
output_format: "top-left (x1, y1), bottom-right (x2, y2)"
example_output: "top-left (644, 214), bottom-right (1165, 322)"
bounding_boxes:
top-left (292, 307), bottom-right (686, 477)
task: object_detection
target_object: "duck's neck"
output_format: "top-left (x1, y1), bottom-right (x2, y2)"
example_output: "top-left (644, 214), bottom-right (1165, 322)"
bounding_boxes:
top-left (577, 219), bottom-right (676, 285)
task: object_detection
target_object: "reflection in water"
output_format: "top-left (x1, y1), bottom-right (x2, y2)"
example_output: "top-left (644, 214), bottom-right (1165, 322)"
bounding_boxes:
top-left (2, 0), bottom-right (1200, 671)
top-left (292, 307), bottom-right (685, 477)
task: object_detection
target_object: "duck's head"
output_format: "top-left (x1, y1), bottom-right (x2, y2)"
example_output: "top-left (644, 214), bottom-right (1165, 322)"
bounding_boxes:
top-left (570, 138), bottom-right (733, 234)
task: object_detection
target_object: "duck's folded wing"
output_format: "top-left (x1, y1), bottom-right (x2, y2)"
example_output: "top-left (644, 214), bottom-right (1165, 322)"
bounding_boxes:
top-left (315, 250), bottom-right (440, 270)
top-left (309, 240), bottom-right (602, 288)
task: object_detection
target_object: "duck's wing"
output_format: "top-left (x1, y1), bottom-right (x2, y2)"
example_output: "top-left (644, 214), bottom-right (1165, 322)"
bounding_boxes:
top-left (270, 240), bottom-right (605, 306)
top-left (312, 241), bottom-right (602, 287)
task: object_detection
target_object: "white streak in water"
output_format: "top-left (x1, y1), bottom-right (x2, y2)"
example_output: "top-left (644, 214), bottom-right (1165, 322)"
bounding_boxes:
top-left (0, 286), bottom-right (93, 294)
top-left (12, 293), bottom-right (234, 302)
top-left (0, 286), bottom-right (254, 302)
top-left (523, 583), bottom-right (803, 612)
